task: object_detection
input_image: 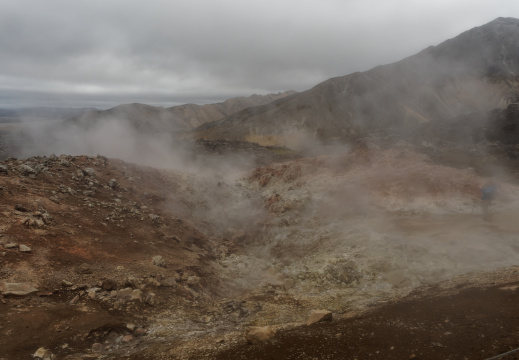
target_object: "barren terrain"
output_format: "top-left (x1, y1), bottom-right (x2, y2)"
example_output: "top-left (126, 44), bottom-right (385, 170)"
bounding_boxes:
top-left (2, 140), bottom-right (519, 359)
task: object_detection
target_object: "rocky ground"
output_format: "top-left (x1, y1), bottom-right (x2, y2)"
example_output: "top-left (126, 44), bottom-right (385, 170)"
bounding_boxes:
top-left (2, 140), bottom-right (519, 359)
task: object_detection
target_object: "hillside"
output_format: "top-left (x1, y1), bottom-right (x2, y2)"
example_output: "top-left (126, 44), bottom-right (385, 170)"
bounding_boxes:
top-left (194, 17), bottom-right (519, 148)
top-left (3, 17), bottom-right (519, 360)
top-left (67, 91), bottom-right (296, 133)
top-left (3, 143), bottom-right (519, 359)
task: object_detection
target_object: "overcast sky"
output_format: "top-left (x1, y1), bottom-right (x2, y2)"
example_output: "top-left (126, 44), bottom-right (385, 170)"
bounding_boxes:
top-left (1, 0), bottom-right (519, 109)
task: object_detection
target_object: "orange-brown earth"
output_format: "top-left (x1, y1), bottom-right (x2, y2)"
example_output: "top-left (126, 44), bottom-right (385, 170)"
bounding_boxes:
top-left (2, 144), bottom-right (519, 360)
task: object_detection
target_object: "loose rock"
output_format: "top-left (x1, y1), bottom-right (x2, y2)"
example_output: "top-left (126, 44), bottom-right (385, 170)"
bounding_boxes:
top-left (17, 164), bottom-right (36, 176)
top-left (306, 309), bottom-right (333, 325)
top-left (19, 244), bottom-right (32, 252)
top-left (245, 326), bottom-right (276, 344)
top-left (33, 347), bottom-right (55, 360)
top-left (152, 255), bottom-right (166, 268)
top-left (14, 203), bottom-right (29, 212)
top-left (0, 282), bottom-right (38, 296)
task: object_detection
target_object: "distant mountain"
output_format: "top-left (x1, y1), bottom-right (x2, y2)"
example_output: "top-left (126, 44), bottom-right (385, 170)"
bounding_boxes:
top-left (193, 17), bottom-right (519, 148)
top-left (0, 107), bottom-right (96, 120)
top-left (67, 91), bottom-right (297, 132)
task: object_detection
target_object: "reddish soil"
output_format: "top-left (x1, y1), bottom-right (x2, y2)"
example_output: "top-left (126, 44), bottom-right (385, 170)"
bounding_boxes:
top-left (0, 154), bottom-right (222, 359)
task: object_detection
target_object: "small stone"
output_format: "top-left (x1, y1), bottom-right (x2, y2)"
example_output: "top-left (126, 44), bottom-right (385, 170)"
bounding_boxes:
top-left (306, 309), bottom-right (333, 325)
top-left (102, 279), bottom-right (117, 291)
top-left (76, 263), bottom-right (92, 274)
top-left (108, 179), bottom-right (119, 190)
top-left (134, 327), bottom-right (148, 337)
top-left (122, 335), bottom-right (133, 343)
top-left (126, 323), bottom-right (136, 331)
top-left (49, 196), bottom-right (60, 204)
top-left (161, 278), bottom-right (177, 287)
top-left (0, 164), bottom-right (8, 174)
top-left (0, 282), bottom-right (38, 296)
top-left (83, 168), bottom-right (96, 176)
top-left (145, 292), bottom-right (156, 306)
top-left (116, 288), bottom-right (142, 302)
top-left (33, 347), bottom-right (54, 359)
top-left (245, 326), bottom-right (276, 344)
top-left (17, 164), bottom-right (36, 176)
top-left (14, 204), bottom-right (29, 212)
top-left (19, 244), bottom-right (32, 253)
top-left (69, 295), bottom-right (79, 304)
top-left (186, 276), bottom-right (200, 287)
top-left (87, 287), bottom-right (100, 299)
top-left (92, 342), bottom-right (104, 353)
top-left (4, 243), bottom-right (18, 249)
top-left (152, 255), bottom-right (166, 268)
top-left (61, 280), bottom-right (74, 287)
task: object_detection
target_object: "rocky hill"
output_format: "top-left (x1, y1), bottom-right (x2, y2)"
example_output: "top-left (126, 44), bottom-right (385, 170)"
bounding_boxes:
top-left (194, 17), bottom-right (519, 148)
top-left (67, 91), bottom-right (297, 133)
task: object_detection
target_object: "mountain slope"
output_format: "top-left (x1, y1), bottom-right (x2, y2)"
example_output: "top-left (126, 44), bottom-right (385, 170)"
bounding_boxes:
top-left (67, 91), bottom-right (296, 132)
top-left (194, 17), bottom-right (519, 148)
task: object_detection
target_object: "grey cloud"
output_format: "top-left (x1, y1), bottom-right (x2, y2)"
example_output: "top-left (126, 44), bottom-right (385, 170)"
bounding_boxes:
top-left (1, 0), bottom-right (519, 108)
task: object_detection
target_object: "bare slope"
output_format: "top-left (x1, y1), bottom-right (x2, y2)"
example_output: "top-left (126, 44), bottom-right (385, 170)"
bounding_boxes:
top-left (67, 91), bottom-right (296, 132)
top-left (3, 142), bottom-right (519, 359)
top-left (194, 17), bottom-right (519, 148)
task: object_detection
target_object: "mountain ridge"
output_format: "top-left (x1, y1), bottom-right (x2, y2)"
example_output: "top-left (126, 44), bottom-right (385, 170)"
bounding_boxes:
top-left (67, 91), bottom-right (297, 132)
top-left (193, 17), bottom-right (519, 148)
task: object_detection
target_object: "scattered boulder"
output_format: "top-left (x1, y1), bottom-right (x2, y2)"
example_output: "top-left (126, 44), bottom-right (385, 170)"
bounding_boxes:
top-left (17, 164), bottom-right (36, 176)
top-left (0, 282), bottom-right (38, 296)
top-left (306, 309), bottom-right (333, 325)
top-left (244, 326), bottom-right (276, 344)
top-left (83, 167), bottom-right (96, 176)
top-left (0, 164), bottom-right (8, 174)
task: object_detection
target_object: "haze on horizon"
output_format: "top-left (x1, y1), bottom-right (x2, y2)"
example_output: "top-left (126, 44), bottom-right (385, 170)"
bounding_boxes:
top-left (2, 0), bottom-right (519, 109)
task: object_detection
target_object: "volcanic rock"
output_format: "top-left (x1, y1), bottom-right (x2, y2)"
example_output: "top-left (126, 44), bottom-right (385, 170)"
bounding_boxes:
top-left (19, 244), bottom-right (32, 252)
top-left (0, 282), bottom-right (38, 296)
top-left (306, 309), bottom-right (333, 325)
top-left (244, 326), bottom-right (276, 344)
